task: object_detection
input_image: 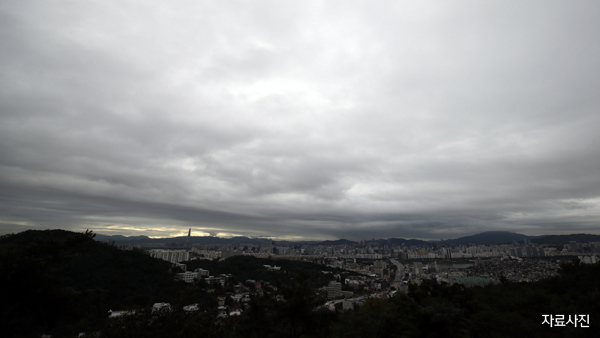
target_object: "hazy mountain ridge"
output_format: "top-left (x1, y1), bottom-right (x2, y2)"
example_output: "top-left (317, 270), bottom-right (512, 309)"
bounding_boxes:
top-left (317, 239), bottom-right (358, 246)
top-left (94, 234), bottom-right (273, 246)
top-left (386, 238), bottom-right (432, 246)
top-left (93, 230), bottom-right (600, 246)
top-left (439, 231), bottom-right (534, 246)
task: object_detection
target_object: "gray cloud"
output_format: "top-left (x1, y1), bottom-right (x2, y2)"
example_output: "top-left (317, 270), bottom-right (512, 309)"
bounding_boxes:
top-left (1, 1), bottom-right (600, 240)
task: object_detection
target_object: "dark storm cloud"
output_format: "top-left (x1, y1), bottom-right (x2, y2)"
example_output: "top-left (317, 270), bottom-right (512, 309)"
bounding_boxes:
top-left (1, 1), bottom-right (600, 240)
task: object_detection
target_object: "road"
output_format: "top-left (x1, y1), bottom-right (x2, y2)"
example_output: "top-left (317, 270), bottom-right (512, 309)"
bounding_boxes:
top-left (389, 258), bottom-right (405, 284)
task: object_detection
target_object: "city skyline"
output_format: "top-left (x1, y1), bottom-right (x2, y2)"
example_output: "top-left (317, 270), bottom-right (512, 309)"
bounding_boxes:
top-left (1, 1), bottom-right (600, 241)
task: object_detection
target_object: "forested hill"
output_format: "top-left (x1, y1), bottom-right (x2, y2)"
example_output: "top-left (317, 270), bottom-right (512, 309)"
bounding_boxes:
top-left (441, 231), bottom-right (532, 245)
top-left (387, 238), bottom-right (432, 246)
top-left (0, 229), bottom-right (183, 338)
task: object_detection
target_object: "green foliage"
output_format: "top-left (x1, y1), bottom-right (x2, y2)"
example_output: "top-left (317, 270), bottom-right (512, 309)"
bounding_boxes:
top-left (333, 295), bottom-right (417, 338)
top-left (186, 255), bottom-right (345, 288)
top-left (227, 271), bottom-right (335, 338)
top-left (100, 307), bottom-right (226, 338)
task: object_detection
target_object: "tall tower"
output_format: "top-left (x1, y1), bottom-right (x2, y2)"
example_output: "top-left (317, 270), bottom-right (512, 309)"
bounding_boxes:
top-left (186, 228), bottom-right (191, 247)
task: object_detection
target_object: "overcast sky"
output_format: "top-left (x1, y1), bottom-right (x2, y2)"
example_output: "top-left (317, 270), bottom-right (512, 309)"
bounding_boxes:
top-left (1, 1), bottom-right (599, 241)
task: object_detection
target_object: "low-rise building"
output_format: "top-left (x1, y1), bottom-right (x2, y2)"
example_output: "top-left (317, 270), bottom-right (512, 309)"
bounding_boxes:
top-left (175, 271), bottom-right (198, 283)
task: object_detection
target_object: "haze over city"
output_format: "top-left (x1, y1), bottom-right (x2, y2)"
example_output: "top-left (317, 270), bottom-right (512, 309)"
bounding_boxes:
top-left (1, 1), bottom-right (600, 241)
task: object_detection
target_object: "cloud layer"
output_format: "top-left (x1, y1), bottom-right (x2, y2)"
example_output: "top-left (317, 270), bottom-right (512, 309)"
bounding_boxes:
top-left (1, 1), bottom-right (600, 240)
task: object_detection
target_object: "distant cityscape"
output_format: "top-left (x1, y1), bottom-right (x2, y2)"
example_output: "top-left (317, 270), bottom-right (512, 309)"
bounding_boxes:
top-left (100, 229), bottom-right (600, 314)
top-left (4, 229), bottom-right (599, 336)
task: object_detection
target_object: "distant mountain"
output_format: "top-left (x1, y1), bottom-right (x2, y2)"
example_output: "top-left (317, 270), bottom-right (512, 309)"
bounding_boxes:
top-left (94, 234), bottom-right (151, 242)
top-left (531, 233), bottom-right (600, 245)
top-left (94, 234), bottom-right (273, 246)
top-left (317, 239), bottom-right (358, 246)
top-left (94, 233), bottom-right (328, 247)
top-left (442, 231), bottom-right (532, 246)
top-left (386, 238), bottom-right (432, 247)
top-left (92, 230), bottom-right (600, 248)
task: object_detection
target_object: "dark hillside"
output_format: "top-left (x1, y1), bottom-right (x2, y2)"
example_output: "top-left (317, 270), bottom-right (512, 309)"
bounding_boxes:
top-left (0, 230), bottom-right (183, 338)
top-left (186, 255), bottom-right (349, 288)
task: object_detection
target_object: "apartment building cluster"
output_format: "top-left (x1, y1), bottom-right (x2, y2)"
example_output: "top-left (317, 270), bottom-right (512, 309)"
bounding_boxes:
top-left (149, 249), bottom-right (190, 263)
top-left (464, 257), bottom-right (560, 283)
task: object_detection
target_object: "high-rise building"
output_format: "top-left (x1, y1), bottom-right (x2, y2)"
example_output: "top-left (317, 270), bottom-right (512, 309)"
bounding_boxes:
top-left (327, 281), bottom-right (342, 299)
top-left (413, 262), bottom-right (423, 276)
